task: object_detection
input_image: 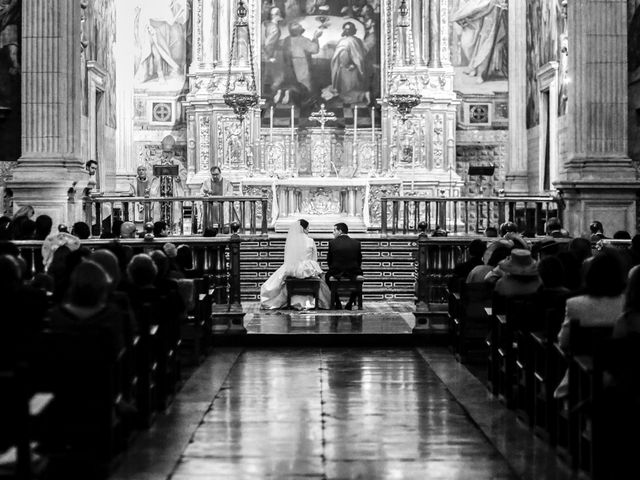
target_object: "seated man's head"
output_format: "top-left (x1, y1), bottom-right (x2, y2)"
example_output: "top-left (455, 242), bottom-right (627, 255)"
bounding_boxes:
top-left (67, 260), bottom-right (110, 308)
top-left (333, 222), bottom-right (348, 238)
top-left (589, 220), bottom-right (604, 234)
top-left (468, 239), bottom-right (487, 259)
top-left (127, 254), bottom-right (157, 287)
top-left (71, 221), bottom-right (91, 239)
top-left (120, 221), bottom-right (136, 239)
top-left (545, 217), bottom-right (562, 235)
top-left (153, 221), bottom-right (168, 237)
top-left (499, 221), bottom-right (517, 237)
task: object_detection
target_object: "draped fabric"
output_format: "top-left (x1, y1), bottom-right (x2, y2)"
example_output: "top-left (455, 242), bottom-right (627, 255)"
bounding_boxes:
top-left (260, 223), bottom-right (330, 310)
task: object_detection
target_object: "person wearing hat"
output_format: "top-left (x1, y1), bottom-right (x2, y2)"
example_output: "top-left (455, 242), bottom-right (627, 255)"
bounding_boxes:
top-left (150, 135), bottom-right (187, 233)
top-left (493, 249), bottom-right (541, 298)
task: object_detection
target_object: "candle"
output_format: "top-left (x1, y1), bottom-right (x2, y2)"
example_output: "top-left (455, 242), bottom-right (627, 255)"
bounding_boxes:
top-left (353, 105), bottom-right (358, 162)
top-left (371, 107), bottom-right (375, 143)
top-left (290, 106), bottom-right (295, 171)
top-left (269, 106), bottom-right (274, 143)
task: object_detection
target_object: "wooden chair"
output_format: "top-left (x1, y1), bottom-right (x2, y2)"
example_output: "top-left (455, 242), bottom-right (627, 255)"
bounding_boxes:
top-left (329, 276), bottom-right (364, 310)
top-left (285, 277), bottom-right (321, 309)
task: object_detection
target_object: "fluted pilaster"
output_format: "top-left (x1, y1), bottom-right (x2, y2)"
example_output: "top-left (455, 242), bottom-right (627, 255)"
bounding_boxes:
top-left (20, 0), bottom-right (81, 163)
top-left (506, 0), bottom-right (527, 192)
top-left (566, 0), bottom-right (629, 165)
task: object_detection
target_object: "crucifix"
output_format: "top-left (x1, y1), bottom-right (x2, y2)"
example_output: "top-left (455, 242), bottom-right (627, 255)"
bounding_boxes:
top-left (308, 104), bottom-right (337, 177)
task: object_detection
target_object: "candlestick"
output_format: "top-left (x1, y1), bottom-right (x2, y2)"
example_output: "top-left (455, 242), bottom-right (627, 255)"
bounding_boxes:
top-left (269, 106), bottom-right (274, 143)
top-left (371, 107), bottom-right (375, 143)
top-left (353, 105), bottom-right (358, 163)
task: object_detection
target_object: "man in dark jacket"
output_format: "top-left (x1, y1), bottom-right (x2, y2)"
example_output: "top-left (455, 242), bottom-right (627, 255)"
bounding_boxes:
top-left (326, 223), bottom-right (362, 309)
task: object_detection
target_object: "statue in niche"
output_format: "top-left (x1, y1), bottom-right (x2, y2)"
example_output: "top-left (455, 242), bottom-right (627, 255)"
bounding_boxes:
top-left (134, 0), bottom-right (188, 85)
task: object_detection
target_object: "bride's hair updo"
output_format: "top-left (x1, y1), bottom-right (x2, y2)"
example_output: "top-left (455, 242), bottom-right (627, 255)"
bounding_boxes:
top-left (299, 219), bottom-right (309, 230)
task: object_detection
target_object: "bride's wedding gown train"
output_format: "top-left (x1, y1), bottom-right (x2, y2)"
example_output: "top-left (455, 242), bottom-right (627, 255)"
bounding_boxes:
top-left (260, 226), bottom-right (331, 310)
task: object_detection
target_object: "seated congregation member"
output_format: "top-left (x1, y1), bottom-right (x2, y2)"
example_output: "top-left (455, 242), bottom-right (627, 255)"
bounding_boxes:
top-left (493, 249), bottom-right (541, 298)
top-left (588, 220), bottom-right (606, 242)
top-left (153, 221), bottom-right (168, 238)
top-left (466, 242), bottom-right (511, 283)
top-left (0, 215), bottom-right (11, 240)
top-left (120, 221), bottom-right (137, 239)
top-left (49, 260), bottom-right (126, 354)
top-left (71, 221), bottom-right (91, 240)
top-left (537, 256), bottom-right (570, 310)
top-left (554, 251), bottom-right (626, 398)
top-left (162, 242), bottom-right (185, 279)
top-left (613, 265), bottom-right (640, 339)
top-left (91, 249), bottom-right (138, 344)
top-left (261, 219), bottom-right (331, 310)
top-left (0, 255), bottom-right (48, 368)
top-left (326, 222), bottom-right (362, 310)
top-left (545, 216), bottom-right (570, 238)
top-left (449, 239), bottom-right (486, 291)
top-left (149, 249), bottom-right (187, 315)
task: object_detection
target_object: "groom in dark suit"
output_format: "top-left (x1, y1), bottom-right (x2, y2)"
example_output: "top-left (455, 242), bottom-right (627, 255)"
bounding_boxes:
top-left (326, 222), bottom-right (362, 309)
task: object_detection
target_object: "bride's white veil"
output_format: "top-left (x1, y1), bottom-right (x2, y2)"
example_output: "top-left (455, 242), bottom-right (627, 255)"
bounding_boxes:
top-left (284, 221), bottom-right (308, 273)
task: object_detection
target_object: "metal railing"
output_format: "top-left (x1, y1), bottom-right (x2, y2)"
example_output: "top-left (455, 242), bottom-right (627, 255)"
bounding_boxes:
top-left (14, 236), bottom-right (244, 312)
top-left (380, 196), bottom-right (563, 235)
top-left (83, 195), bottom-right (269, 236)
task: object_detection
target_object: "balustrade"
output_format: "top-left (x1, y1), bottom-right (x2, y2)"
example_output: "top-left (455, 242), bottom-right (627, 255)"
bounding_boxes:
top-left (82, 195), bottom-right (269, 237)
top-left (381, 196), bottom-right (563, 236)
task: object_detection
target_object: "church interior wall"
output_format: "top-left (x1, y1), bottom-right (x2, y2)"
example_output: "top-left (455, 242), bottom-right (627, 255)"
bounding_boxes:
top-left (127, 0), bottom-right (192, 191)
top-left (525, 0), bottom-right (568, 194)
top-left (82, 0), bottom-right (118, 192)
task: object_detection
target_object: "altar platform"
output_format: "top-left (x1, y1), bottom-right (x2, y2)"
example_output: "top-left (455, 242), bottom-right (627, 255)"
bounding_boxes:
top-left (218, 302), bottom-right (448, 347)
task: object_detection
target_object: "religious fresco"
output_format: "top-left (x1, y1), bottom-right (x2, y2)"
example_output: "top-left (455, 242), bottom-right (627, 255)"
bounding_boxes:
top-left (133, 0), bottom-right (191, 92)
top-left (260, 0), bottom-right (380, 129)
top-left (84, 0), bottom-right (117, 128)
top-left (449, 0), bottom-right (508, 95)
top-left (0, 0), bottom-right (20, 162)
top-left (525, 0), bottom-right (566, 129)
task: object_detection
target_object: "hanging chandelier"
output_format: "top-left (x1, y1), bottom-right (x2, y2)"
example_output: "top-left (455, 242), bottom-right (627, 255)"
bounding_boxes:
top-left (223, 0), bottom-right (259, 122)
top-left (387, 0), bottom-right (421, 123)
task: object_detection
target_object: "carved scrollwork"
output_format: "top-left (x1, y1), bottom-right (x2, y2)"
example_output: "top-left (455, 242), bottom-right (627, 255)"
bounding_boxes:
top-left (199, 116), bottom-right (211, 171)
top-left (300, 188), bottom-right (340, 215)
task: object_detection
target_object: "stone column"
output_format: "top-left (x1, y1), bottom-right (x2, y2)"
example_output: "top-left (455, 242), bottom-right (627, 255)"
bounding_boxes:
top-left (9, 0), bottom-right (86, 225)
top-left (505, 0), bottom-right (527, 193)
top-left (555, 0), bottom-right (638, 235)
top-left (115, 0), bottom-right (136, 192)
top-left (428, 0), bottom-right (440, 68)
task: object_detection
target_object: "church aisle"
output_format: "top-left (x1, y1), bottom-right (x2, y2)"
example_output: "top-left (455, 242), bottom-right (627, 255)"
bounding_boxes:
top-left (166, 348), bottom-right (517, 480)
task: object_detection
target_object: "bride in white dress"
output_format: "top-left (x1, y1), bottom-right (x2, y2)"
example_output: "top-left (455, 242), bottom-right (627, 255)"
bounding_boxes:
top-left (260, 219), bottom-right (331, 309)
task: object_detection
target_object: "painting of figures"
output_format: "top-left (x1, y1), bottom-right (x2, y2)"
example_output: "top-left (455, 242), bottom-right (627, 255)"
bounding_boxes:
top-left (449, 0), bottom-right (508, 95)
top-left (133, 0), bottom-right (191, 92)
top-left (260, 0), bottom-right (380, 127)
top-left (0, 0), bottom-right (20, 162)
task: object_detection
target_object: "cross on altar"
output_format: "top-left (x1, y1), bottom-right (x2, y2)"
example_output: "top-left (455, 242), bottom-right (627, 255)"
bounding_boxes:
top-left (308, 104), bottom-right (336, 134)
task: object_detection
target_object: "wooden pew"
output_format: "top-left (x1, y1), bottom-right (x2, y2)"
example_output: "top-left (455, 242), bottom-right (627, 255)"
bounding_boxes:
top-left (566, 320), bottom-right (613, 476)
top-left (449, 282), bottom-right (492, 362)
top-left (0, 365), bottom-right (53, 480)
